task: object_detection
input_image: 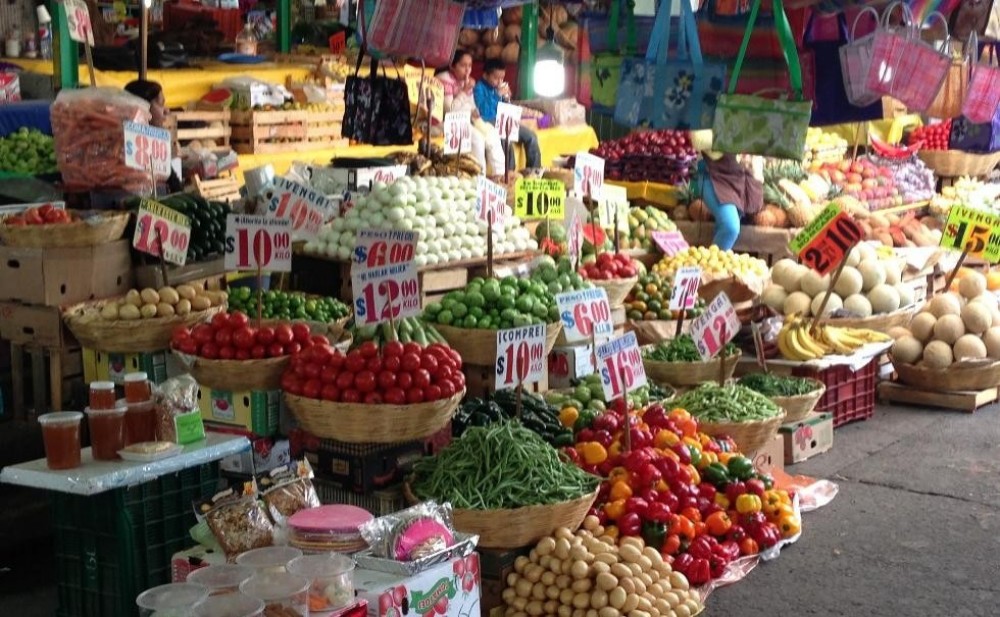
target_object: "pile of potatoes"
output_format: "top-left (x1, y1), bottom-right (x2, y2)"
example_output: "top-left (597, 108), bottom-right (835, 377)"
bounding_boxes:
top-left (99, 284), bottom-right (227, 321)
top-left (501, 517), bottom-right (702, 617)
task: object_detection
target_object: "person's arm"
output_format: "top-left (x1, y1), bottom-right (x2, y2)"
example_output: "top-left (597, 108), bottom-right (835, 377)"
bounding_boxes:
top-left (474, 82), bottom-right (498, 124)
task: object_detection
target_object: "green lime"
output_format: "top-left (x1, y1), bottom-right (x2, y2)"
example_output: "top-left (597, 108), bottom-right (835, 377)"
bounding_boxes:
top-left (436, 309), bottom-right (454, 325)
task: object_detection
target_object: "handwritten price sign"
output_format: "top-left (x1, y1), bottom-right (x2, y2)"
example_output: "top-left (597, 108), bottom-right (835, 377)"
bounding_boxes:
top-left (790, 204), bottom-right (863, 275)
top-left (224, 214), bottom-right (292, 272)
top-left (596, 331), bottom-right (647, 401)
top-left (352, 229), bottom-right (418, 272)
top-left (514, 179), bottom-right (565, 220)
top-left (556, 287), bottom-right (613, 343)
top-left (652, 230), bottom-right (689, 257)
top-left (597, 184), bottom-right (629, 232)
top-left (940, 205), bottom-right (1000, 262)
top-left (573, 152), bottom-right (605, 201)
top-left (351, 262), bottom-right (421, 326)
top-left (669, 266), bottom-right (702, 311)
top-left (123, 121), bottom-right (172, 178)
top-left (132, 199), bottom-right (191, 266)
top-left (443, 111), bottom-right (472, 155)
top-left (265, 177), bottom-right (339, 240)
top-left (64, 0), bottom-right (94, 46)
top-left (476, 176), bottom-right (507, 229)
top-left (691, 292), bottom-right (740, 361)
top-left (495, 324), bottom-right (546, 388)
top-left (495, 102), bottom-right (522, 143)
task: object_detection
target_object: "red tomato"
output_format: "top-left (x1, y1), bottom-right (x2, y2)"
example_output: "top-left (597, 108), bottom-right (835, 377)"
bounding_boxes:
top-left (385, 388), bottom-right (407, 405)
top-left (281, 373), bottom-right (301, 393)
top-left (171, 326), bottom-right (191, 342)
top-left (292, 323), bottom-right (311, 343)
top-left (215, 328), bottom-right (233, 346)
top-left (232, 327), bottom-right (255, 350)
top-left (383, 355), bottom-right (402, 372)
top-left (256, 327), bottom-right (276, 346)
top-left (336, 372), bottom-right (355, 389)
top-left (355, 370), bottom-right (377, 393)
top-left (211, 313), bottom-right (230, 329)
top-left (274, 324), bottom-right (294, 345)
top-left (420, 354), bottom-right (439, 373)
top-left (377, 371), bottom-right (397, 389)
top-left (200, 342), bottom-right (219, 359)
top-left (424, 384), bottom-right (442, 401)
top-left (251, 345), bottom-right (267, 359)
top-left (229, 311), bottom-right (250, 329)
top-left (439, 380), bottom-right (457, 399)
top-left (345, 350), bottom-right (367, 373)
top-left (328, 353), bottom-right (346, 370)
top-left (218, 346), bottom-right (236, 360)
top-left (268, 343), bottom-right (286, 358)
top-left (303, 363), bottom-right (322, 380)
top-left (358, 341), bottom-right (380, 359)
top-left (383, 341), bottom-right (404, 358)
top-left (311, 334), bottom-right (330, 347)
top-left (320, 365), bottom-right (339, 383)
top-left (448, 349), bottom-right (463, 368)
top-left (321, 384), bottom-right (340, 402)
top-left (363, 392), bottom-right (383, 404)
top-left (406, 387), bottom-right (425, 404)
top-left (179, 339), bottom-right (199, 355)
top-left (342, 389), bottom-right (362, 403)
top-left (403, 342), bottom-right (422, 356)
top-left (303, 379), bottom-right (323, 399)
top-left (450, 375), bottom-right (466, 392)
top-left (285, 342), bottom-right (302, 355)
top-left (235, 349), bottom-right (251, 361)
top-left (413, 369), bottom-right (432, 389)
top-left (397, 372), bottom-right (414, 390)
top-left (366, 356), bottom-right (384, 373)
top-left (192, 324), bottom-right (215, 345)
top-left (401, 353), bottom-right (421, 372)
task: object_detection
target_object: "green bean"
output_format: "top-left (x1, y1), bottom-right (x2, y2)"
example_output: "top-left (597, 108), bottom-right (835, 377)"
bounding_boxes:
top-left (643, 335), bottom-right (738, 363)
top-left (672, 383), bottom-right (783, 422)
top-left (738, 373), bottom-right (818, 397)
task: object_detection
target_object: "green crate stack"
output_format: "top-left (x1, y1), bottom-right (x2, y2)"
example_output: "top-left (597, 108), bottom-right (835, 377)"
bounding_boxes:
top-left (53, 463), bottom-right (220, 617)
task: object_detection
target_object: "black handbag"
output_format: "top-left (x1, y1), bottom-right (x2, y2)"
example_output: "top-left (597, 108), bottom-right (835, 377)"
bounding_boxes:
top-left (342, 0), bottom-right (413, 146)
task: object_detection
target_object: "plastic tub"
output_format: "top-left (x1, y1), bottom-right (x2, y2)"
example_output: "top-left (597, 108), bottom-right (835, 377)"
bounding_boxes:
top-left (136, 582), bottom-right (209, 617)
top-left (187, 564), bottom-right (254, 596)
top-left (38, 412), bottom-right (83, 470)
top-left (239, 572), bottom-right (310, 617)
top-left (125, 400), bottom-right (157, 445)
top-left (86, 404), bottom-right (127, 461)
top-left (193, 594), bottom-right (265, 617)
top-left (288, 553), bottom-right (355, 613)
top-left (236, 546), bottom-right (303, 574)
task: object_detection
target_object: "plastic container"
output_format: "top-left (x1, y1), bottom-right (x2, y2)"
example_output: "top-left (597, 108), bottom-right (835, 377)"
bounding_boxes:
top-left (236, 546), bottom-right (303, 574)
top-left (239, 572), bottom-right (310, 616)
top-left (125, 400), bottom-right (157, 445)
top-left (38, 412), bottom-right (83, 470)
top-left (135, 582), bottom-right (209, 617)
top-left (193, 594), bottom-right (265, 617)
top-left (288, 553), bottom-right (355, 613)
top-left (86, 404), bottom-right (127, 461)
top-left (124, 371), bottom-right (152, 404)
top-left (187, 564), bottom-right (254, 596)
top-left (89, 381), bottom-right (117, 410)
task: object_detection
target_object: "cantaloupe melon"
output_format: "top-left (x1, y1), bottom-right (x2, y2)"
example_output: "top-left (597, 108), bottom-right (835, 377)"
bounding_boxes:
top-left (968, 294), bottom-right (998, 310)
top-left (834, 267), bottom-right (863, 298)
top-left (909, 312), bottom-right (937, 343)
top-left (933, 314), bottom-right (966, 344)
top-left (845, 246), bottom-right (863, 268)
top-left (761, 285), bottom-right (789, 313)
top-left (770, 259), bottom-right (799, 290)
top-left (953, 334), bottom-right (987, 361)
top-left (922, 340), bottom-right (954, 369)
top-left (883, 261), bottom-right (902, 286)
top-left (783, 291), bottom-right (813, 317)
top-left (984, 327), bottom-right (1000, 359)
top-left (800, 270), bottom-right (831, 298)
top-left (895, 284), bottom-right (914, 308)
top-left (892, 335), bottom-right (923, 365)
top-left (961, 302), bottom-right (992, 335)
top-left (927, 293), bottom-right (962, 318)
top-left (811, 293), bottom-right (842, 318)
top-left (868, 284), bottom-right (900, 314)
top-left (843, 294), bottom-right (873, 318)
top-left (958, 271), bottom-right (987, 300)
top-left (888, 326), bottom-right (911, 340)
top-left (858, 260), bottom-right (886, 292)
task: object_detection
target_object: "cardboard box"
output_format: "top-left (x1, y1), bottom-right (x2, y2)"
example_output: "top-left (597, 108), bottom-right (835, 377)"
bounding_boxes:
top-left (219, 437), bottom-right (291, 475)
top-left (356, 553), bottom-right (481, 617)
top-left (309, 440), bottom-right (425, 494)
top-left (0, 73), bottom-right (20, 103)
top-left (548, 344), bottom-right (595, 389)
top-left (479, 547), bottom-right (530, 613)
top-left (82, 348), bottom-right (179, 385)
top-left (0, 240), bottom-right (133, 306)
top-left (0, 303), bottom-right (73, 347)
top-left (779, 412), bottom-right (834, 464)
top-left (197, 387), bottom-right (280, 437)
top-left (133, 257), bottom-right (228, 290)
top-left (748, 433), bottom-right (784, 476)
top-left (516, 97), bottom-right (586, 126)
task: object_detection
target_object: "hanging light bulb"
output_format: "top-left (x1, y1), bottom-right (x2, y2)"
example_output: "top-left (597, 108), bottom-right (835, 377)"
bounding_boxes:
top-left (533, 3), bottom-right (565, 98)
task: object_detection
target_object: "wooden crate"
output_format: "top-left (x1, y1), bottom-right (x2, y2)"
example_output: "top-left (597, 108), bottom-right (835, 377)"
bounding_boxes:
top-left (879, 382), bottom-right (999, 413)
top-left (462, 363), bottom-right (549, 399)
top-left (172, 108), bottom-right (231, 150)
top-left (8, 343), bottom-right (84, 420)
top-left (230, 110), bottom-right (309, 154)
top-left (304, 110), bottom-right (348, 151)
top-left (190, 174), bottom-right (242, 204)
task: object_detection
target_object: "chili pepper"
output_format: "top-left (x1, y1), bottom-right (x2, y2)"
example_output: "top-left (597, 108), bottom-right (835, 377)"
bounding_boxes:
top-left (703, 462), bottom-right (730, 487)
top-left (618, 511), bottom-right (642, 537)
top-left (705, 511), bottom-right (733, 536)
top-left (739, 537), bottom-right (759, 556)
top-left (736, 494), bottom-right (763, 515)
top-left (641, 520), bottom-right (667, 549)
top-left (727, 456), bottom-right (755, 482)
top-left (661, 533), bottom-right (682, 556)
top-left (646, 501), bottom-right (672, 524)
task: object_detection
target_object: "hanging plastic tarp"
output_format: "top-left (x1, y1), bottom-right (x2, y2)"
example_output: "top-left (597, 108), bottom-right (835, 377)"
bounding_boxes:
top-left (463, 7), bottom-right (502, 29)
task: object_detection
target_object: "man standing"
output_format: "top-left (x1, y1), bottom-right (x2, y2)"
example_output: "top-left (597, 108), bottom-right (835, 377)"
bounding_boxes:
top-left (474, 59), bottom-right (542, 170)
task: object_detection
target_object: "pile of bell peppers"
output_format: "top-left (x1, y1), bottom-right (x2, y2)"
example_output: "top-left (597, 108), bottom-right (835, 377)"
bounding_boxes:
top-left (564, 400), bottom-right (801, 586)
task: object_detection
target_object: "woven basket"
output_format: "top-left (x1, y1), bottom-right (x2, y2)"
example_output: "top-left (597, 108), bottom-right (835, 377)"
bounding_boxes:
top-left (916, 150), bottom-right (1000, 178)
top-left (893, 359), bottom-right (1000, 391)
top-left (590, 276), bottom-right (639, 307)
top-left (697, 412), bottom-right (786, 454)
top-left (405, 484), bottom-right (598, 549)
top-left (822, 304), bottom-right (917, 330)
top-left (433, 322), bottom-right (563, 366)
top-left (769, 380), bottom-right (826, 424)
top-left (642, 349), bottom-right (740, 387)
top-left (63, 302), bottom-right (224, 353)
top-left (627, 319), bottom-right (692, 346)
top-left (284, 390), bottom-right (463, 443)
top-left (0, 211), bottom-right (130, 248)
top-left (179, 354), bottom-right (290, 391)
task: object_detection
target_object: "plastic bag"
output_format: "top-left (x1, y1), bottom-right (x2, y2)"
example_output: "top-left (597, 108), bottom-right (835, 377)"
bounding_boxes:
top-left (196, 481), bottom-right (274, 561)
top-left (154, 375), bottom-right (199, 442)
top-left (258, 460), bottom-right (320, 525)
top-left (360, 501), bottom-right (455, 561)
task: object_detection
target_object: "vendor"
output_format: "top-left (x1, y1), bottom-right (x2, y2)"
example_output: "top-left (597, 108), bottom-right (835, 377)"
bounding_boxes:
top-left (474, 59), bottom-right (542, 170)
top-left (124, 79), bottom-right (182, 193)
top-left (436, 50), bottom-right (505, 177)
top-left (688, 130), bottom-right (763, 251)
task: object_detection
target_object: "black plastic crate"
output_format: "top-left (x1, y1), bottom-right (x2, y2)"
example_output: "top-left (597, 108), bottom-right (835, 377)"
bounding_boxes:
top-left (53, 463), bottom-right (220, 617)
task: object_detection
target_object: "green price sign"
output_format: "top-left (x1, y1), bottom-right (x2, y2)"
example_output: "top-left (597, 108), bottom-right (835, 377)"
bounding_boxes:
top-left (514, 178), bottom-right (565, 220)
top-left (940, 205), bottom-right (1000, 262)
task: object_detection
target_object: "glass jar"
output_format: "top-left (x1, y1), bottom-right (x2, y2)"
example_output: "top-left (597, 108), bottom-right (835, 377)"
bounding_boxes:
top-left (136, 583), bottom-right (209, 617)
top-left (89, 381), bottom-right (117, 410)
top-left (124, 372), bottom-right (152, 403)
top-left (38, 412), bottom-right (83, 470)
top-left (86, 404), bottom-right (127, 461)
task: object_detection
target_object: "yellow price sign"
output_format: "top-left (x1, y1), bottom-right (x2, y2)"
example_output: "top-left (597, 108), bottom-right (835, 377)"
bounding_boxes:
top-left (404, 66), bottom-right (444, 122)
top-left (514, 179), bottom-right (566, 220)
top-left (940, 205), bottom-right (1000, 262)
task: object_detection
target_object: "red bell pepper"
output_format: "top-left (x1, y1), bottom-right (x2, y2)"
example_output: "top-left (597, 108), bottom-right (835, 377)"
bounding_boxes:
top-left (688, 536), bottom-right (717, 561)
top-left (673, 553), bottom-right (711, 586)
top-left (636, 463), bottom-right (662, 487)
top-left (725, 481), bottom-right (747, 504)
top-left (646, 501), bottom-right (672, 523)
top-left (718, 540), bottom-right (741, 562)
top-left (672, 443), bottom-right (692, 465)
top-left (752, 522), bottom-right (782, 549)
top-left (592, 413), bottom-right (620, 434)
top-left (726, 524), bottom-right (747, 543)
top-left (642, 405), bottom-right (669, 429)
top-left (745, 478), bottom-right (767, 497)
top-left (624, 497), bottom-right (649, 518)
top-left (658, 490), bottom-right (679, 514)
top-left (697, 483), bottom-right (717, 502)
top-left (593, 430), bottom-right (614, 448)
top-left (618, 511), bottom-right (642, 537)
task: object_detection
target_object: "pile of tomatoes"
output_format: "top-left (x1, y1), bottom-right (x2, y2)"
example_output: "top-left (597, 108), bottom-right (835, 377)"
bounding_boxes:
top-left (907, 119), bottom-right (952, 152)
top-left (171, 311), bottom-right (320, 360)
top-left (281, 340), bottom-right (465, 405)
top-left (3, 204), bottom-right (74, 226)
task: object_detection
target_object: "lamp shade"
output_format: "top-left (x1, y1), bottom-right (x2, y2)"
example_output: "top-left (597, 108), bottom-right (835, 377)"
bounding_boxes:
top-left (533, 40), bottom-right (565, 98)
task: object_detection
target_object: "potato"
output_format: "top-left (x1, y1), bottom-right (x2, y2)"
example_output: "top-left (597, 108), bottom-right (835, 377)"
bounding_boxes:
top-left (190, 295), bottom-right (211, 311)
top-left (140, 288), bottom-right (160, 305)
top-left (140, 303), bottom-right (158, 318)
top-left (119, 304), bottom-right (141, 320)
top-left (176, 284), bottom-right (197, 301)
top-left (190, 282), bottom-right (205, 293)
top-left (156, 302), bottom-right (176, 318)
top-left (531, 582), bottom-right (546, 600)
top-left (571, 578), bottom-right (592, 593)
top-left (570, 560), bottom-right (589, 580)
top-left (175, 299), bottom-right (192, 316)
top-left (590, 588), bottom-right (609, 609)
top-left (595, 572), bottom-right (618, 591)
top-left (125, 289), bottom-right (142, 307)
top-left (668, 572), bottom-right (689, 592)
top-left (572, 592), bottom-right (590, 609)
top-left (609, 588), bottom-right (627, 610)
top-left (158, 287), bottom-right (180, 305)
top-left (537, 537), bottom-right (556, 556)
top-left (100, 304), bottom-right (120, 320)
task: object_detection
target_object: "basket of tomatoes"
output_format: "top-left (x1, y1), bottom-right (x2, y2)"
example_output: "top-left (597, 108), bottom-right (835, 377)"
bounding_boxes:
top-left (0, 206), bottom-right (130, 248)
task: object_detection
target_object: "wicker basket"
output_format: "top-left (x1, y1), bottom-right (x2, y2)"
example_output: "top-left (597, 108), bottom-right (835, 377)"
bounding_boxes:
top-left (405, 484), bottom-right (598, 549)
top-left (63, 302), bottom-right (224, 353)
top-left (768, 380), bottom-right (826, 423)
top-left (178, 354), bottom-right (290, 391)
top-left (697, 412), bottom-right (786, 454)
top-left (590, 276), bottom-right (638, 307)
top-left (284, 390), bottom-right (463, 443)
top-left (627, 319), bottom-right (692, 346)
top-left (433, 322), bottom-right (563, 366)
top-left (893, 359), bottom-right (1000, 392)
top-left (917, 150), bottom-right (1000, 178)
top-left (0, 211), bottom-right (130, 248)
top-left (642, 349), bottom-right (740, 387)
top-left (822, 304), bottom-right (917, 330)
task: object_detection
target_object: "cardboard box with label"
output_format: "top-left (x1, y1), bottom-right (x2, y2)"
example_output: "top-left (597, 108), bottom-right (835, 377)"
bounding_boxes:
top-left (83, 348), bottom-right (179, 385)
top-left (0, 240), bottom-right (133, 306)
top-left (779, 412), bottom-right (834, 464)
top-left (219, 436), bottom-right (291, 476)
top-left (356, 553), bottom-right (481, 617)
top-left (748, 433), bottom-right (784, 476)
top-left (0, 303), bottom-right (72, 347)
top-left (548, 344), bottom-right (595, 389)
top-left (197, 386), bottom-right (280, 437)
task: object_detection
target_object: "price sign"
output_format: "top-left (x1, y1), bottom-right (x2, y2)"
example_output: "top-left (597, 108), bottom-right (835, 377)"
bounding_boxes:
top-left (596, 331), bottom-right (647, 401)
top-left (64, 0), bottom-right (94, 46)
top-left (790, 204), bottom-right (863, 275)
top-left (669, 266), bottom-right (702, 311)
top-left (404, 66), bottom-right (445, 122)
top-left (495, 324), bottom-right (547, 388)
top-left (495, 102), bottom-right (522, 142)
top-left (556, 287), bottom-right (614, 343)
top-left (568, 212), bottom-right (583, 267)
top-left (353, 165), bottom-right (408, 190)
top-left (597, 185), bottom-right (629, 232)
top-left (691, 292), bottom-right (741, 360)
top-left (123, 121), bottom-right (171, 178)
top-left (352, 229), bottom-right (418, 272)
top-left (940, 205), bottom-right (1000, 262)
top-left (443, 111), bottom-right (472, 155)
top-left (224, 214), bottom-right (293, 272)
top-left (476, 176), bottom-right (507, 229)
top-left (265, 177), bottom-right (340, 240)
top-left (132, 199), bottom-right (191, 266)
top-left (514, 179), bottom-right (565, 220)
top-left (652, 230), bottom-right (689, 256)
top-left (574, 152), bottom-right (605, 201)
top-left (351, 262), bottom-right (421, 326)
top-left (328, 31), bottom-right (346, 54)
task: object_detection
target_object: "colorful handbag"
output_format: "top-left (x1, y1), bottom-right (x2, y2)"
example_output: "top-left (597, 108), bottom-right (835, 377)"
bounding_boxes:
top-left (587, 0), bottom-right (638, 112)
top-left (696, 0), bottom-right (807, 61)
top-left (962, 37), bottom-right (1000, 123)
top-left (712, 0), bottom-right (812, 160)
top-left (924, 12), bottom-right (970, 120)
top-left (839, 7), bottom-right (882, 106)
top-left (804, 11), bottom-right (883, 126)
top-left (367, 0), bottom-right (465, 68)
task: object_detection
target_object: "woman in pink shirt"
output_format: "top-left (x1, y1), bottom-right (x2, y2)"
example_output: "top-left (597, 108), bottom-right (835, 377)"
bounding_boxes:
top-left (437, 50), bottom-right (505, 177)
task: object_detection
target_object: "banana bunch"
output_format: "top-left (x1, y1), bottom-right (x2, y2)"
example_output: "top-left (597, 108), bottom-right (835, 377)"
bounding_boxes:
top-left (778, 315), bottom-right (892, 361)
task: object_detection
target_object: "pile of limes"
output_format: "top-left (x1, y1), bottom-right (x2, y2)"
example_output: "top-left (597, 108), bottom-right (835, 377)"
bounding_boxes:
top-left (653, 246), bottom-right (768, 278)
top-left (0, 128), bottom-right (58, 175)
top-left (227, 288), bottom-right (351, 323)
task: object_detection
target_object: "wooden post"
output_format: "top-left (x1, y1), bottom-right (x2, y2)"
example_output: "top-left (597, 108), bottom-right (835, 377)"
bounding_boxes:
top-left (154, 227), bottom-right (169, 289)
top-left (944, 248), bottom-right (971, 291)
top-left (810, 256), bottom-right (850, 333)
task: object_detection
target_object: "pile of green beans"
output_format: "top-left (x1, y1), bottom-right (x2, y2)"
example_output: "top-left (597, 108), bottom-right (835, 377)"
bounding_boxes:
top-left (738, 373), bottom-right (820, 397)
top-left (673, 383), bottom-right (783, 422)
top-left (643, 335), bottom-right (738, 363)
top-left (411, 422), bottom-right (599, 510)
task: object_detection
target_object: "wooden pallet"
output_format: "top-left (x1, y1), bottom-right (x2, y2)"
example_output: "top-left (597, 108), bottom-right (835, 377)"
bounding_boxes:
top-left (230, 110), bottom-right (309, 154)
top-left (878, 381), bottom-right (999, 413)
top-left (7, 343), bottom-right (84, 421)
top-left (305, 110), bottom-right (346, 149)
top-left (190, 174), bottom-right (241, 204)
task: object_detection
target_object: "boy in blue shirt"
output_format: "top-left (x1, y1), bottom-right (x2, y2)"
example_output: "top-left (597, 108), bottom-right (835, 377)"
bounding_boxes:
top-left (474, 59), bottom-right (542, 170)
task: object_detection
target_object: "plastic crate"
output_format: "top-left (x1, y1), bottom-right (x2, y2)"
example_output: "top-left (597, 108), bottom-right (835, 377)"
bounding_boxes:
top-left (313, 479), bottom-right (406, 516)
top-left (792, 358), bottom-right (878, 428)
top-left (53, 463), bottom-right (220, 617)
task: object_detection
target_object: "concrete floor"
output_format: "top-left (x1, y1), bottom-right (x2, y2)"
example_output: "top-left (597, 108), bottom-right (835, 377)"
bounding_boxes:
top-left (1, 402), bottom-right (998, 616)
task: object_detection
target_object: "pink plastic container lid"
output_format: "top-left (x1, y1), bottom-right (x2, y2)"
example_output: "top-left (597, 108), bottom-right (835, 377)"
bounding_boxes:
top-left (288, 505), bottom-right (373, 533)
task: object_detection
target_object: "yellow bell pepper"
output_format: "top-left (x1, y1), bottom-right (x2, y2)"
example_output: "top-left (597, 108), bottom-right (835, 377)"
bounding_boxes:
top-left (655, 430), bottom-right (679, 449)
top-left (558, 406), bottom-right (579, 429)
top-left (736, 494), bottom-right (763, 515)
top-left (579, 442), bottom-right (608, 465)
